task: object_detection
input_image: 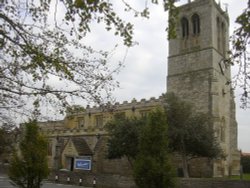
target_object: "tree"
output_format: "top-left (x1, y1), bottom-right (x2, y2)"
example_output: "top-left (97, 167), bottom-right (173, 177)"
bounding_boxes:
top-left (0, 0), bottom-right (176, 123)
top-left (164, 93), bottom-right (222, 178)
top-left (106, 109), bottom-right (175, 187)
top-left (105, 116), bottom-right (145, 167)
top-left (0, 123), bottom-right (18, 161)
top-left (241, 154), bottom-right (250, 173)
top-left (0, 124), bottom-right (12, 157)
top-left (230, 0), bottom-right (250, 108)
top-left (133, 109), bottom-right (175, 188)
top-left (8, 120), bottom-right (49, 188)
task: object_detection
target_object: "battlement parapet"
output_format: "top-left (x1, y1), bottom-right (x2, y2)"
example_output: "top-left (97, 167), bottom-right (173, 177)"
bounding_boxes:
top-left (43, 127), bottom-right (108, 137)
top-left (66, 95), bottom-right (164, 116)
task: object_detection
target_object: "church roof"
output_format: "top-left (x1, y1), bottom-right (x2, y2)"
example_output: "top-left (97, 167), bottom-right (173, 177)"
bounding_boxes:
top-left (71, 137), bottom-right (93, 156)
top-left (242, 152), bottom-right (250, 157)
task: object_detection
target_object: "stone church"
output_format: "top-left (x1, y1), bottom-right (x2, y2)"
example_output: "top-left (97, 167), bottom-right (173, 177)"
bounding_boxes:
top-left (39, 0), bottom-right (240, 182)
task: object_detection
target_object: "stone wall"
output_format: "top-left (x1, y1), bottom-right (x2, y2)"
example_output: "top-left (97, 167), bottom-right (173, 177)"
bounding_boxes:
top-left (93, 136), bottom-right (133, 176)
top-left (180, 178), bottom-right (250, 188)
top-left (0, 164), bottom-right (8, 175)
top-left (48, 171), bottom-right (250, 188)
top-left (48, 171), bottom-right (136, 188)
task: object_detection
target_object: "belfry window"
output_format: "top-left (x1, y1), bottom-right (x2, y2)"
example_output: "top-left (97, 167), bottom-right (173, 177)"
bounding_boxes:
top-left (181, 17), bottom-right (189, 38)
top-left (192, 14), bottom-right (200, 35)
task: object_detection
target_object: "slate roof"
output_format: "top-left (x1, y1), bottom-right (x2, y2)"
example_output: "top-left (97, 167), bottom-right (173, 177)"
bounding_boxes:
top-left (71, 137), bottom-right (93, 156)
top-left (242, 152), bottom-right (250, 157)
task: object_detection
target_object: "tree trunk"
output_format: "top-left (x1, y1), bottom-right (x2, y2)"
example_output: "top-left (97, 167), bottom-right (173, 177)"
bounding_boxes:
top-left (182, 153), bottom-right (189, 178)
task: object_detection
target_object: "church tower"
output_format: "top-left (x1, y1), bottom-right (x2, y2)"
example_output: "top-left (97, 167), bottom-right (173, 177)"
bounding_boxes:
top-left (167, 0), bottom-right (240, 177)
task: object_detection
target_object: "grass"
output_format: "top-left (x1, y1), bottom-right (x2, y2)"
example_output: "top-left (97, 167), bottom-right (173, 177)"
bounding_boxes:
top-left (229, 173), bottom-right (250, 180)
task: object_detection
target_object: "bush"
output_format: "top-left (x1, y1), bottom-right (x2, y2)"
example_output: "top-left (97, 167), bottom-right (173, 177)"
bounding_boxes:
top-left (242, 155), bottom-right (250, 173)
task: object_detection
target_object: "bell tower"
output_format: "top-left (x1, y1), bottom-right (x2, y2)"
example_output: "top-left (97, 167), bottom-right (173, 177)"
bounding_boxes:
top-left (167, 0), bottom-right (240, 177)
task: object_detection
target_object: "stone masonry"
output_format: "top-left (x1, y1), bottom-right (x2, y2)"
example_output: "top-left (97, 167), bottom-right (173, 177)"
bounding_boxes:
top-left (167, 0), bottom-right (240, 177)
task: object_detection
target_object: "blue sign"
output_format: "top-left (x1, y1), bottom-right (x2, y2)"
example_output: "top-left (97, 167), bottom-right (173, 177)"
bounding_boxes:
top-left (75, 159), bottom-right (91, 170)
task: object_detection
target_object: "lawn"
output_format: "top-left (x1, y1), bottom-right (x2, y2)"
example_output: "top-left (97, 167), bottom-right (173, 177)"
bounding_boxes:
top-left (229, 173), bottom-right (250, 180)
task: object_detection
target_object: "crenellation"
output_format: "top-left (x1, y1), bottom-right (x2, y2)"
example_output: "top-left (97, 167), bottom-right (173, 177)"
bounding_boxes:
top-left (63, 96), bottom-right (164, 116)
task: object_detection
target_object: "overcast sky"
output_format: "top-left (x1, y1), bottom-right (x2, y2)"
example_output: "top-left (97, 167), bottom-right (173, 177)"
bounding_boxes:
top-left (83, 0), bottom-right (250, 152)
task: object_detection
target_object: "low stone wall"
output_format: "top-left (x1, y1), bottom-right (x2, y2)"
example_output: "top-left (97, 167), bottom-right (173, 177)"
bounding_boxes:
top-left (180, 178), bottom-right (250, 188)
top-left (48, 171), bottom-right (136, 188)
top-left (49, 171), bottom-right (93, 186)
top-left (48, 171), bottom-right (250, 188)
top-left (0, 164), bottom-right (8, 175)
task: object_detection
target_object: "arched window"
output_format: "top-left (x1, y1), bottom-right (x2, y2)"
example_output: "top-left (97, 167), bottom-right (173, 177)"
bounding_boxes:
top-left (181, 17), bottom-right (189, 38)
top-left (192, 14), bottom-right (200, 35)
